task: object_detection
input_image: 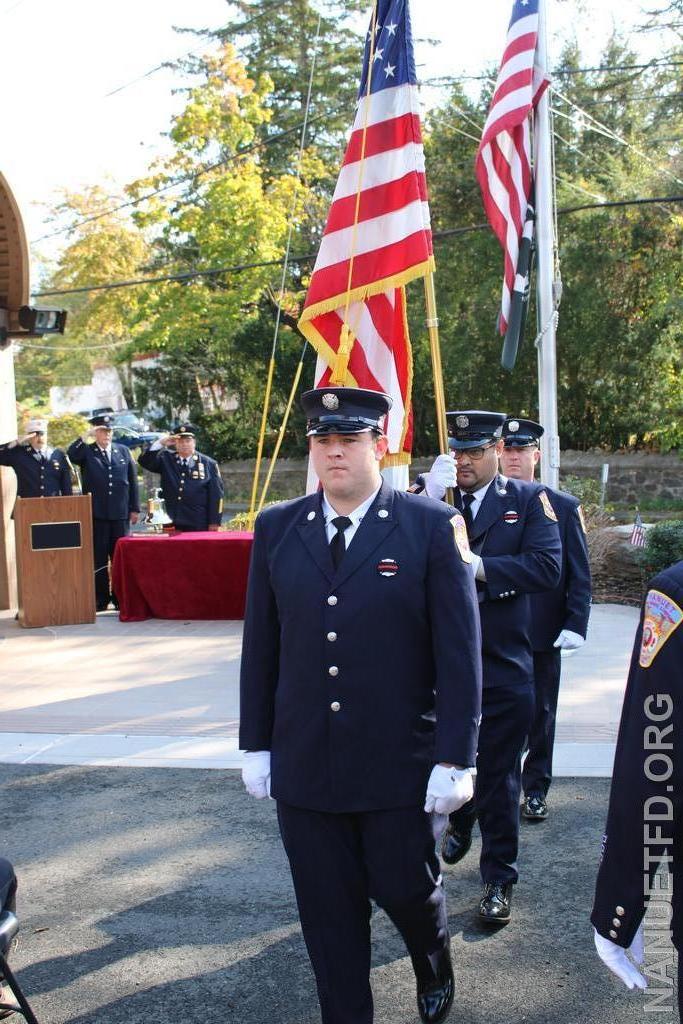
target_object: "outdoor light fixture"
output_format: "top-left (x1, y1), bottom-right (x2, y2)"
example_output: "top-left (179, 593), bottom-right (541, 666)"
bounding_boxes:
top-left (0, 305), bottom-right (68, 347)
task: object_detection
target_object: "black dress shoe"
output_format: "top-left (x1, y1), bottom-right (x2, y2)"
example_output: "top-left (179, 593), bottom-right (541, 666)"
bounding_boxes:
top-left (479, 882), bottom-right (513, 924)
top-left (441, 824), bottom-right (472, 865)
top-left (523, 794), bottom-right (548, 820)
top-left (415, 946), bottom-right (454, 1024)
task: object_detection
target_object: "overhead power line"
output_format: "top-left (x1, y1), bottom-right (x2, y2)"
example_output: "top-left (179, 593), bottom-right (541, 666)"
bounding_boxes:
top-left (29, 194), bottom-right (683, 305)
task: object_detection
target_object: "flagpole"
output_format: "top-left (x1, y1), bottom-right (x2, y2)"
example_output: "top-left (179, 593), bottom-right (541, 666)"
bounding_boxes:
top-left (534, 0), bottom-right (560, 489)
top-left (423, 271), bottom-right (454, 504)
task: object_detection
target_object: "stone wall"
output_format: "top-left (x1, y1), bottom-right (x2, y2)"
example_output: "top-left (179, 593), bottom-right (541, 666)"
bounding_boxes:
top-left (218, 451), bottom-right (681, 505)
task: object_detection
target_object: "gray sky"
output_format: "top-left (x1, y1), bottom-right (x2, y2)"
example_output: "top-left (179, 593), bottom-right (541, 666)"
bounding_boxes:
top-left (0, 0), bottom-right (668, 275)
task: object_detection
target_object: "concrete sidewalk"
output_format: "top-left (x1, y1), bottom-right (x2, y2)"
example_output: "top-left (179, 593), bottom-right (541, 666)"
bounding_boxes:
top-left (0, 603), bottom-right (639, 774)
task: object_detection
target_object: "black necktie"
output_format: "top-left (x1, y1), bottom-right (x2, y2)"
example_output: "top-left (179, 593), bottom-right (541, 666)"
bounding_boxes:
top-left (462, 493), bottom-right (476, 537)
top-left (330, 516), bottom-right (352, 570)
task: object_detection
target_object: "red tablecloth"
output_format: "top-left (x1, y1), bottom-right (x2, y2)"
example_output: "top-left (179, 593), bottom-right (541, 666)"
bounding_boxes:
top-left (111, 531), bottom-right (254, 621)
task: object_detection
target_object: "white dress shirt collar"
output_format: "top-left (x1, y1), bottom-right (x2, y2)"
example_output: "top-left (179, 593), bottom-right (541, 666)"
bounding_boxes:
top-left (321, 483), bottom-right (382, 545)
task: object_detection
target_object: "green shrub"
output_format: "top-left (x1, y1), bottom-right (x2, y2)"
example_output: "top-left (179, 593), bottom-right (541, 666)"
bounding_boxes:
top-left (638, 520), bottom-right (683, 577)
top-left (41, 413), bottom-right (91, 450)
top-left (560, 474), bottom-right (603, 510)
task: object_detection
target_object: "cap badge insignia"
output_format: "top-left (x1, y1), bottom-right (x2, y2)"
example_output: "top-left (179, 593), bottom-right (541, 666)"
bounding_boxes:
top-left (455, 415), bottom-right (469, 428)
top-left (322, 393), bottom-right (339, 410)
top-left (377, 558), bottom-right (399, 577)
top-left (377, 508), bottom-right (389, 519)
top-left (508, 420), bottom-right (519, 432)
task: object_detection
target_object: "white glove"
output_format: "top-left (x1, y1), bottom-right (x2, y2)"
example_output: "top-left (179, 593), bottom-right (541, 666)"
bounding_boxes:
top-left (424, 764), bottom-right (474, 815)
top-left (553, 629), bottom-right (585, 651)
top-left (470, 553), bottom-right (485, 581)
top-left (594, 925), bottom-right (647, 991)
top-left (242, 750), bottom-right (271, 799)
top-left (424, 454), bottom-right (457, 500)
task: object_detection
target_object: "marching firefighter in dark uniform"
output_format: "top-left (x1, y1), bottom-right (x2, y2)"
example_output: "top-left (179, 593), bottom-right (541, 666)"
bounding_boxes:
top-left (67, 414), bottom-right (140, 611)
top-left (240, 387), bottom-right (483, 1024)
top-left (138, 423), bottom-right (223, 532)
top-left (418, 410), bottom-right (562, 924)
top-left (592, 560), bottom-right (683, 1016)
top-left (0, 417), bottom-right (72, 501)
top-left (500, 417), bottom-right (592, 821)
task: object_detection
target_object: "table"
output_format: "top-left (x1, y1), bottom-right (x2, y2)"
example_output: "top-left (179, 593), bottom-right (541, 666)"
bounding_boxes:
top-left (111, 531), bottom-right (254, 621)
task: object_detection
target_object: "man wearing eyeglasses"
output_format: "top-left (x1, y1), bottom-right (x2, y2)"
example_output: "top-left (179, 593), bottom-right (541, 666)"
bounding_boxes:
top-left (417, 410), bottom-right (562, 925)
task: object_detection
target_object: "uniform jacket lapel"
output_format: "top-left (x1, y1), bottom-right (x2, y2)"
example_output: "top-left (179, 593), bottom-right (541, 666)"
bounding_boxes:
top-left (332, 480), bottom-right (397, 588)
top-left (296, 492), bottom-right (334, 583)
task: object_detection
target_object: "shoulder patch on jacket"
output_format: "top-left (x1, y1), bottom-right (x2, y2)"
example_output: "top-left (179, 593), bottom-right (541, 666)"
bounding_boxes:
top-left (577, 505), bottom-right (587, 534)
top-left (450, 514), bottom-right (472, 563)
top-left (639, 588), bottom-right (683, 668)
top-left (538, 490), bottom-right (558, 522)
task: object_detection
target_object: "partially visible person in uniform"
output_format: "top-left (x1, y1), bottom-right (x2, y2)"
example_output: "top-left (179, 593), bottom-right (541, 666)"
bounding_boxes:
top-left (418, 411), bottom-right (562, 924)
top-left (591, 559), bottom-right (683, 1018)
top-left (0, 418), bottom-right (72, 501)
top-left (240, 387), bottom-right (483, 1024)
top-left (67, 414), bottom-right (140, 611)
top-left (138, 423), bottom-right (223, 532)
top-left (0, 858), bottom-right (18, 1018)
top-left (500, 418), bottom-right (592, 821)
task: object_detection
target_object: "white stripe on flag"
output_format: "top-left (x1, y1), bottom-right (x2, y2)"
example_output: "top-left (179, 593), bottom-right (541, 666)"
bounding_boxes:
top-left (333, 142), bottom-right (425, 203)
top-left (315, 200), bottom-right (427, 272)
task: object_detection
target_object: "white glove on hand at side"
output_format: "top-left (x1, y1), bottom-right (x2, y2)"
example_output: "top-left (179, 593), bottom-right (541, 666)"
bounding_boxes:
top-left (424, 454), bottom-right (457, 500)
top-left (242, 750), bottom-right (271, 799)
top-left (594, 925), bottom-right (647, 990)
top-left (553, 629), bottom-right (585, 651)
top-left (424, 764), bottom-right (474, 815)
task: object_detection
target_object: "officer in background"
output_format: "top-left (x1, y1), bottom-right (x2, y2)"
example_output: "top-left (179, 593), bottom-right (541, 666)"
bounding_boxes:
top-left (240, 387), bottom-right (482, 1024)
top-left (67, 414), bottom-right (140, 611)
top-left (139, 424), bottom-right (223, 532)
top-left (0, 418), bottom-right (72, 501)
top-left (500, 418), bottom-right (592, 821)
top-left (591, 560), bottom-right (683, 1017)
top-left (419, 410), bottom-right (562, 924)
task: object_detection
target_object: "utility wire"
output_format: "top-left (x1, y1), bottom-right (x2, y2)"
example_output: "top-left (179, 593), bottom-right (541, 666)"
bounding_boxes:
top-left (29, 193), bottom-right (683, 306)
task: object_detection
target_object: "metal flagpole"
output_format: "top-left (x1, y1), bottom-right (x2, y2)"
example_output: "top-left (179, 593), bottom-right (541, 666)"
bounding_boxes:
top-left (534, 0), bottom-right (560, 489)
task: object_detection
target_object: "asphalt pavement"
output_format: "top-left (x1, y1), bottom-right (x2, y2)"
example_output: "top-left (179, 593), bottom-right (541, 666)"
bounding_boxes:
top-left (1, 767), bottom-right (677, 1024)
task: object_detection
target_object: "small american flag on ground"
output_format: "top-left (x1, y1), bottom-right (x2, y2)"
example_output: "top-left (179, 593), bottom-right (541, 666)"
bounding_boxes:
top-left (630, 511), bottom-right (646, 548)
top-left (476, 0), bottom-right (550, 334)
top-left (298, 0), bottom-right (432, 465)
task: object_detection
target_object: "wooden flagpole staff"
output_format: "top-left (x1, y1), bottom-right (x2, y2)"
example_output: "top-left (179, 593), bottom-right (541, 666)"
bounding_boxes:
top-left (423, 272), bottom-right (454, 505)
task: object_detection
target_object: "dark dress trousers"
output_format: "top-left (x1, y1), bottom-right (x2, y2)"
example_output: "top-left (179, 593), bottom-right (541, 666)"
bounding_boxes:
top-left (449, 475), bottom-right (562, 884)
top-left (67, 439), bottom-right (140, 609)
top-left (591, 561), bottom-right (683, 1018)
top-left (240, 482), bottom-right (482, 1024)
top-left (523, 487), bottom-right (592, 798)
top-left (0, 858), bottom-right (17, 914)
top-left (138, 448), bottom-right (223, 531)
top-left (0, 444), bottom-right (72, 500)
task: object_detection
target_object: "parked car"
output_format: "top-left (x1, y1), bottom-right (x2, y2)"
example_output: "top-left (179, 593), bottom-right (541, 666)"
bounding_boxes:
top-left (112, 425), bottom-right (165, 450)
top-left (110, 409), bottom-right (150, 432)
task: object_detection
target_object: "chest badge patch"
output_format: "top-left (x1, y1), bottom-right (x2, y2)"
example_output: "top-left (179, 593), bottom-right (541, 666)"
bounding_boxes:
top-left (639, 588), bottom-right (683, 668)
top-left (539, 490), bottom-right (558, 522)
top-left (503, 510), bottom-right (519, 525)
top-left (192, 471), bottom-right (199, 478)
top-left (450, 514), bottom-right (472, 563)
top-left (377, 558), bottom-right (399, 577)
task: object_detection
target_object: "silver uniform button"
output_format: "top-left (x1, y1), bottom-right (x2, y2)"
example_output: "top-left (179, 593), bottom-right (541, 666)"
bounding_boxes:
top-left (327, 632), bottom-right (337, 642)
top-left (328, 666), bottom-right (339, 676)
top-left (609, 930), bottom-right (618, 939)
top-left (327, 595), bottom-right (337, 606)
top-left (378, 509), bottom-right (388, 519)
top-left (330, 701), bottom-right (340, 712)
top-left (616, 906), bottom-right (625, 916)
top-left (612, 918), bottom-right (621, 928)
top-left (307, 511), bottom-right (316, 521)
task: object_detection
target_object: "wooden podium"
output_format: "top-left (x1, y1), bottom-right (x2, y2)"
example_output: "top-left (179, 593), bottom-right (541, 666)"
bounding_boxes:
top-left (15, 495), bottom-right (95, 628)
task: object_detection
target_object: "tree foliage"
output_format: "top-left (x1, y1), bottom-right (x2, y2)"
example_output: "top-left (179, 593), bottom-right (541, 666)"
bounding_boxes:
top-left (18, 7), bottom-right (683, 460)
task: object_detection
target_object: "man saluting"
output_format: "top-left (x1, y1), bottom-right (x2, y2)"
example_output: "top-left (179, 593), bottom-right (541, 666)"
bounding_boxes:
top-left (0, 418), bottom-right (72, 502)
top-left (239, 387), bottom-right (482, 1024)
